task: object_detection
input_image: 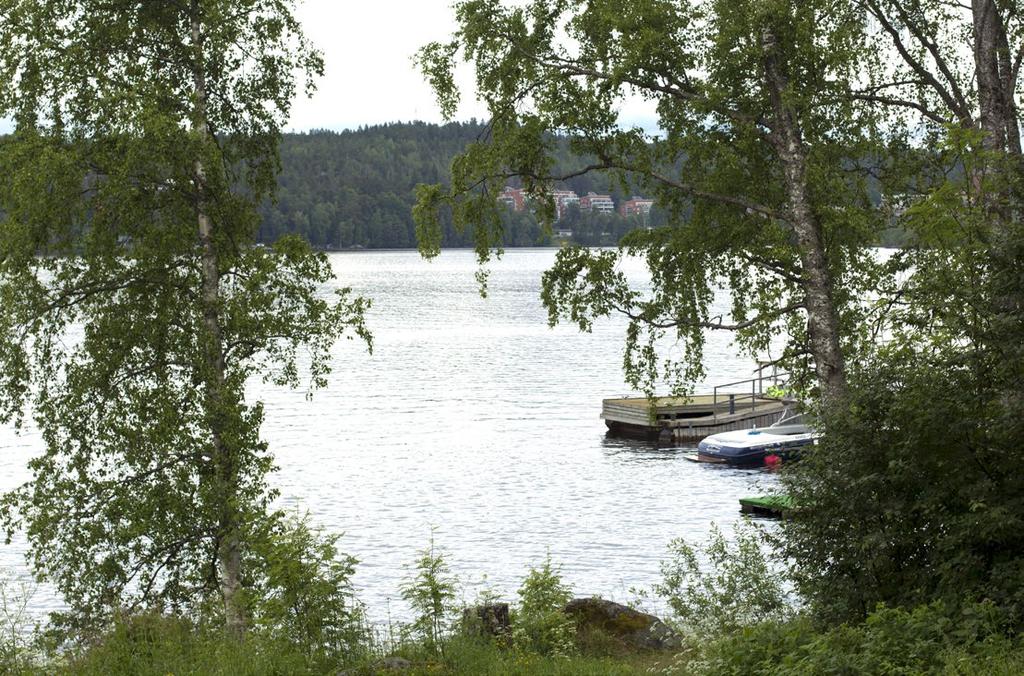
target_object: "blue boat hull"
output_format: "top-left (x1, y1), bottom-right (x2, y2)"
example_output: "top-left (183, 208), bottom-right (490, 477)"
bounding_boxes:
top-left (695, 437), bottom-right (813, 467)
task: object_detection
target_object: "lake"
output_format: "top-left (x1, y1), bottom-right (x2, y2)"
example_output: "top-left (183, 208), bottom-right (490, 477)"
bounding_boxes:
top-left (0, 248), bottom-right (779, 622)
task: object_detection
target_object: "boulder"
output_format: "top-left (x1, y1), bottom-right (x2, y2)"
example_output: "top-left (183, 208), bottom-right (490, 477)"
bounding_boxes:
top-left (336, 656), bottom-right (412, 676)
top-left (372, 656), bottom-right (412, 672)
top-left (462, 602), bottom-right (511, 637)
top-left (564, 597), bottom-right (681, 651)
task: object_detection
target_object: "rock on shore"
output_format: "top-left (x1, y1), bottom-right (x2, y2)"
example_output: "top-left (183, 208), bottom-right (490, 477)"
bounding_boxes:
top-left (564, 597), bottom-right (682, 651)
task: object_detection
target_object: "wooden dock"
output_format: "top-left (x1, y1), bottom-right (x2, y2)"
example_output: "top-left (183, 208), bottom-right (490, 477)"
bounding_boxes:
top-left (739, 495), bottom-right (794, 518)
top-left (602, 372), bottom-right (791, 444)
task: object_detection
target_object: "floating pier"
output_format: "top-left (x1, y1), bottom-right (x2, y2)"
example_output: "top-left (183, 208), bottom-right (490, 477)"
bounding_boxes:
top-left (739, 495), bottom-right (794, 518)
top-left (602, 373), bottom-right (791, 444)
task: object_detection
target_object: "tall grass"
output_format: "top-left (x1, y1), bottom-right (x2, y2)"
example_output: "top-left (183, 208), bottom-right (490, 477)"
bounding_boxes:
top-left (0, 542), bottom-right (670, 675)
top-left (11, 527), bottom-right (1024, 675)
top-left (0, 574), bottom-right (38, 675)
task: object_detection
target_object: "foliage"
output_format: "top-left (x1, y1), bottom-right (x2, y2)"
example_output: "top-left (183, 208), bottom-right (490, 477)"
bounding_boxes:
top-left (416, 0), bottom-right (889, 397)
top-left (680, 602), bottom-right (1016, 676)
top-left (654, 522), bottom-right (790, 636)
top-left (410, 633), bottom-right (659, 675)
top-left (0, 558), bottom-right (661, 675)
top-left (0, 0), bottom-right (370, 635)
top-left (764, 0), bottom-right (1024, 632)
top-left (512, 556), bottom-right (576, 657)
top-left (400, 532), bottom-right (459, 653)
top-left (779, 342), bottom-right (1024, 626)
top-left (245, 512), bottom-right (369, 665)
top-left (6, 602), bottom-right (1022, 675)
top-left (40, 619), bottom-right (662, 675)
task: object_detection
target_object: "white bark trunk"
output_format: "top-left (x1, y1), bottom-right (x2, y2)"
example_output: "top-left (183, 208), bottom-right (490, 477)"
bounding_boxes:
top-left (762, 26), bottom-right (847, 402)
top-left (191, 2), bottom-right (246, 639)
top-left (972, 0), bottom-right (1017, 156)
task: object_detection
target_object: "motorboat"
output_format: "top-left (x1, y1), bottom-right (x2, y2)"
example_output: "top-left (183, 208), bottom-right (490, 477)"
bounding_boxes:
top-left (691, 411), bottom-right (815, 467)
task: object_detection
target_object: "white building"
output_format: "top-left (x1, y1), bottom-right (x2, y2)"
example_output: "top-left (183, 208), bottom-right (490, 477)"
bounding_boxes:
top-left (580, 191), bottom-right (615, 213)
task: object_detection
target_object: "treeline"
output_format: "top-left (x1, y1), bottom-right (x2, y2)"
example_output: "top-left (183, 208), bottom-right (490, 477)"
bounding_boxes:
top-left (258, 121), bottom-right (664, 249)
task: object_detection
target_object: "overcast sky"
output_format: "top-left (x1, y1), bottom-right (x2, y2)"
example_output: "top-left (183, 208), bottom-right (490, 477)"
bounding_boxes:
top-left (289, 0), bottom-right (488, 131)
top-left (293, 0), bottom-right (657, 132)
top-left (1, 0), bottom-right (657, 134)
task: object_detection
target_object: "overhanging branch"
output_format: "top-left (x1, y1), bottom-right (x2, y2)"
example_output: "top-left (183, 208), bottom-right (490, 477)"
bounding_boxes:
top-left (617, 300), bottom-right (806, 331)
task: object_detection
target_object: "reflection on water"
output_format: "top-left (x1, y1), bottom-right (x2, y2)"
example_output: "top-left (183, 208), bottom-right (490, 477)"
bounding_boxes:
top-left (0, 248), bottom-right (780, 623)
top-left (598, 436), bottom-right (691, 462)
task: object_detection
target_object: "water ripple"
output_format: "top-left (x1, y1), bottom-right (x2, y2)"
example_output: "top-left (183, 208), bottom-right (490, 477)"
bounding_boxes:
top-left (0, 248), bottom-right (780, 624)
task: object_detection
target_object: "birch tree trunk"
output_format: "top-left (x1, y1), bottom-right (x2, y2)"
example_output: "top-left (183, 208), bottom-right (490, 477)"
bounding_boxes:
top-left (191, 2), bottom-right (246, 638)
top-left (971, 0), bottom-right (1023, 345)
top-left (972, 0), bottom-right (1021, 157)
top-left (762, 26), bottom-right (848, 402)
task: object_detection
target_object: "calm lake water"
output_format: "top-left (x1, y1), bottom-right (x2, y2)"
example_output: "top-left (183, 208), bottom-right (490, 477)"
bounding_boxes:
top-left (0, 248), bottom-right (779, 622)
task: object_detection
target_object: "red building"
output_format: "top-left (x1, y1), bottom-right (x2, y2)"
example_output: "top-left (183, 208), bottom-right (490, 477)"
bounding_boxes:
top-left (580, 191), bottom-right (615, 213)
top-left (497, 186), bottom-right (526, 211)
top-left (499, 186), bottom-right (582, 220)
top-left (620, 196), bottom-right (655, 217)
top-left (551, 190), bottom-right (580, 219)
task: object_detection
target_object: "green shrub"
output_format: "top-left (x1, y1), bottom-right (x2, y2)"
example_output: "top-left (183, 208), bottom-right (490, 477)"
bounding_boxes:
top-left (400, 531), bottom-right (458, 653)
top-left (685, 602), bottom-right (1015, 676)
top-left (35, 512), bottom-right (369, 674)
top-left (512, 556), bottom-right (576, 657)
top-left (0, 574), bottom-right (37, 675)
top-left (64, 613), bottom-right (313, 675)
top-left (654, 522), bottom-right (790, 636)
top-left (779, 349), bottom-right (1024, 626)
top-left (434, 633), bottom-right (657, 674)
top-left (246, 511), bottom-right (369, 667)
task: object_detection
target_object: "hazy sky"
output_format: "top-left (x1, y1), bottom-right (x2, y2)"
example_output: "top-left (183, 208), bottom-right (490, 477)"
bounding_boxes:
top-left (1, 0), bottom-right (657, 133)
top-left (293, 0), bottom-right (657, 132)
top-left (0, 0), bottom-right (479, 134)
top-left (289, 0), bottom-right (488, 131)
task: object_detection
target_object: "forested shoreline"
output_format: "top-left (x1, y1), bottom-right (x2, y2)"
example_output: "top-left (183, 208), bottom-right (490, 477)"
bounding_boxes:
top-left (264, 122), bottom-right (909, 250)
top-left (263, 122), bottom-right (693, 249)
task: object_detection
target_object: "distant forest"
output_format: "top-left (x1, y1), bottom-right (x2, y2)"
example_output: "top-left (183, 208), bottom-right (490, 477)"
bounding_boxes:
top-left (258, 121), bottom-right (668, 249)
top-left (260, 121), bottom-right (907, 249)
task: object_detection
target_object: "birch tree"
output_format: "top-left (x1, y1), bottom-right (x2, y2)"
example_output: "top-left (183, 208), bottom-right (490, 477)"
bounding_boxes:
top-left (775, 1), bottom-right (1024, 621)
top-left (852, 0), bottom-right (1024, 415)
top-left (416, 0), bottom-right (887, 402)
top-left (0, 0), bottom-right (369, 637)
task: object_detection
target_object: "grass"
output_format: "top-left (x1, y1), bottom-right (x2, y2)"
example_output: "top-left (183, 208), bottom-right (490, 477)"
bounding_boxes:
top-left (0, 613), bottom-right (672, 675)
top-left (368, 636), bottom-right (669, 675)
top-left (7, 610), bottom-right (1024, 675)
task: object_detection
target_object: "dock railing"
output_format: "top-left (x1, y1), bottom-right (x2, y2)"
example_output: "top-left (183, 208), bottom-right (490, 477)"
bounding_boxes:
top-left (711, 367), bottom-right (789, 421)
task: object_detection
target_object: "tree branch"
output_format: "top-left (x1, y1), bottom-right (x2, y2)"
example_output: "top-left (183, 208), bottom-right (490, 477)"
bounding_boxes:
top-left (846, 92), bottom-right (951, 125)
top-left (543, 56), bottom-right (770, 132)
top-left (861, 0), bottom-right (972, 123)
top-left (887, 1), bottom-right (970, 114)
top-left (618, 300), bottom-right (806, 331)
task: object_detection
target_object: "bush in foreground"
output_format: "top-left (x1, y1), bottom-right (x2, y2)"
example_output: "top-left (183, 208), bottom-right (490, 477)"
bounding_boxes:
top-left (56, 615), bottom-right (660, 675)
top-left (676, 603), bottom-right (1024, 676)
